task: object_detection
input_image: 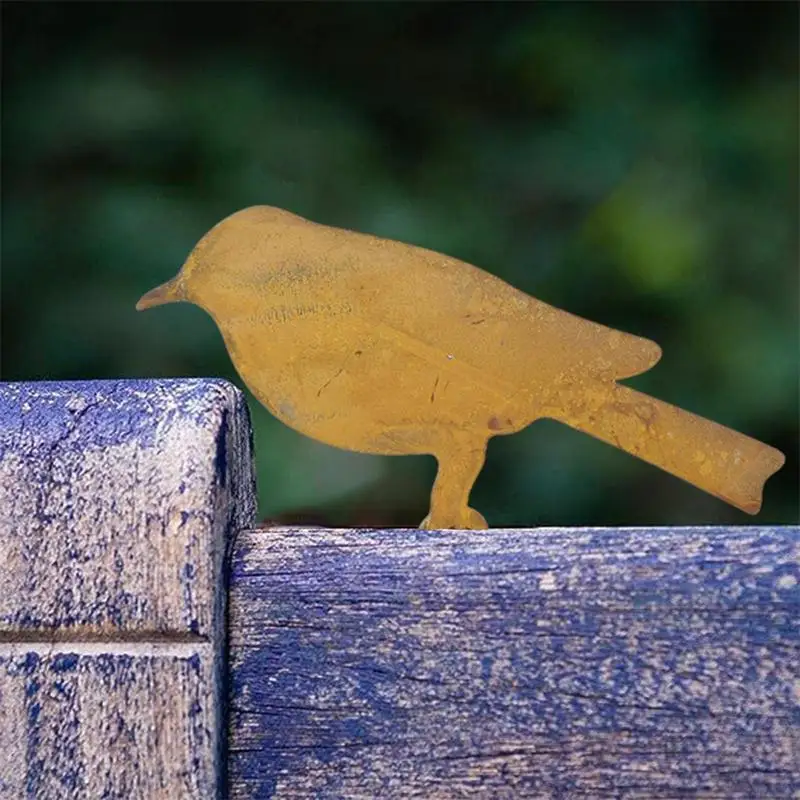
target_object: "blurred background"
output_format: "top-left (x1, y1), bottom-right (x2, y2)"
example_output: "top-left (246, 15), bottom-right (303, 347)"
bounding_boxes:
top-left (2, 2), bottom-right (797, 527)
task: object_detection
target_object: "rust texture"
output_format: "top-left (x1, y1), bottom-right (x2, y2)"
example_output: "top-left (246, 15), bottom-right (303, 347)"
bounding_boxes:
top-left (137, 206), bottom-right (785, 528)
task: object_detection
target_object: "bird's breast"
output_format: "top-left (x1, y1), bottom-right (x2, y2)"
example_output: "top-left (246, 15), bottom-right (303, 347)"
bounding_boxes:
top-left (217, 307), bottom-right (521, 455)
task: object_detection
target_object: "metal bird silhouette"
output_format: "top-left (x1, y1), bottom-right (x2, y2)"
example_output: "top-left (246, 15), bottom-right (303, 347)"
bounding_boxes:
top-left (137, 206), bottom-right (785, 528)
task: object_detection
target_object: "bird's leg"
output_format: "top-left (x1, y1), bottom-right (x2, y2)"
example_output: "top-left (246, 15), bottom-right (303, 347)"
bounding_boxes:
top-left (420, 441), bottom-right (489, 530)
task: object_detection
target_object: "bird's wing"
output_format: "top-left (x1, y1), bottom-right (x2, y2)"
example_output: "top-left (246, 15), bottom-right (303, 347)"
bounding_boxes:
top-left (351, 235), bottom-right (661, 390)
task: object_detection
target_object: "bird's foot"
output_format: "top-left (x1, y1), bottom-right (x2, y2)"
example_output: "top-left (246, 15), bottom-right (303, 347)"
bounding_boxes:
top-left (419, 506), bottom-right (488, 531)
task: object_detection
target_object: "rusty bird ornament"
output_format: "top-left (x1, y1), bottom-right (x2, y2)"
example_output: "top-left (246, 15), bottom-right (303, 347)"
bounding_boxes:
top-left (137, 206), bottom-right (785, 528)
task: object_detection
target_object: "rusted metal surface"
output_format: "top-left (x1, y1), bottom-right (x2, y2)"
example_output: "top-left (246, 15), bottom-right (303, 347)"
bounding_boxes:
top-left (138, 206), bottom-right (785, 528)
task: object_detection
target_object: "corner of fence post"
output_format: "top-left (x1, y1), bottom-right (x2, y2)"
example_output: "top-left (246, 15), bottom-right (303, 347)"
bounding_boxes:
top-left (0, 378), bottom-right (257, 798)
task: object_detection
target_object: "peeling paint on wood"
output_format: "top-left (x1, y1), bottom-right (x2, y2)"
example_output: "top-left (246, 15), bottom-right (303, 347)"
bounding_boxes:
top-left (228, 526), bottom-right (800, 799)
top-left (0, 379), bottom-right (257, 798)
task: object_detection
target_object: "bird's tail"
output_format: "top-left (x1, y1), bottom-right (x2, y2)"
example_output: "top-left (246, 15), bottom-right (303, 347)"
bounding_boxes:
top-left (545, 382), bottom-right (785, 514)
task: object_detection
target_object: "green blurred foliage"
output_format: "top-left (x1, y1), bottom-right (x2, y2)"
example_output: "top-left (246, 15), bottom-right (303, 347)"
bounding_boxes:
top-left (2, 3), bottom-right (797, 526)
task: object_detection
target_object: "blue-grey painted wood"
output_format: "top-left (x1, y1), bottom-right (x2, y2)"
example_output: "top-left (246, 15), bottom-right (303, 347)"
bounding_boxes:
top-left (0, 379), bottom-right (257, 798)
top-left (229, 526), bottom-right (799, 799)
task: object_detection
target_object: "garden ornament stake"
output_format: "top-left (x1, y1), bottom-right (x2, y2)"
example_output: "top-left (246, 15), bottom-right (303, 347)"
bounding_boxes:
top-left (137, 206), bottom-right (785, 529)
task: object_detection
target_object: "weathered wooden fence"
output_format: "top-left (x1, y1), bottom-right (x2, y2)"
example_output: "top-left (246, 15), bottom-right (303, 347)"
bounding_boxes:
top-left (1, 380), bottom-right (797, 798)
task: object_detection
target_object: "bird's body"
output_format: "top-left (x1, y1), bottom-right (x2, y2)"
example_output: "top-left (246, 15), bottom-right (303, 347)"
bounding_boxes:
top-left (138, 205), bottom-right (785, 528)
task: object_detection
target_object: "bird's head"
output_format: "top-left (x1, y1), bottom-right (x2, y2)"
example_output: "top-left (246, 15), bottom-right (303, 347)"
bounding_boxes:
top-left (136, 205), bottom-right (304, 316)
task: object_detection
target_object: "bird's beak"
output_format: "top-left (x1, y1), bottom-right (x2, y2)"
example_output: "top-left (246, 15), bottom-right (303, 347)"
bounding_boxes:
top-left (136, 276), bottom-right (184, 311)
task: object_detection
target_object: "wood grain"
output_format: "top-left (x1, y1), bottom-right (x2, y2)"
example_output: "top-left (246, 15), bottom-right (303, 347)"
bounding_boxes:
top-left (229, 526), bottom-right (799, 799)
top-left (0, 379), bottom-right (256, 798)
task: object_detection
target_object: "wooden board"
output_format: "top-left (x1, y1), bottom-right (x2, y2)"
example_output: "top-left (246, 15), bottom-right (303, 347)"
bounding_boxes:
top-left (0, 379), bottom-right (256, 798)
top-left (229, 526), bottom-right (799, 799)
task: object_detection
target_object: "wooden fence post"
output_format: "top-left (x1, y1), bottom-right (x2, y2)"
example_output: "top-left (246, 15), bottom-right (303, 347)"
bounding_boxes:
top-left (228, 526), bottom-right (799, 799)
top-left (2, 379), bottom-right (798, 798)
top-left (0, 379), bottom-right (256, 798)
